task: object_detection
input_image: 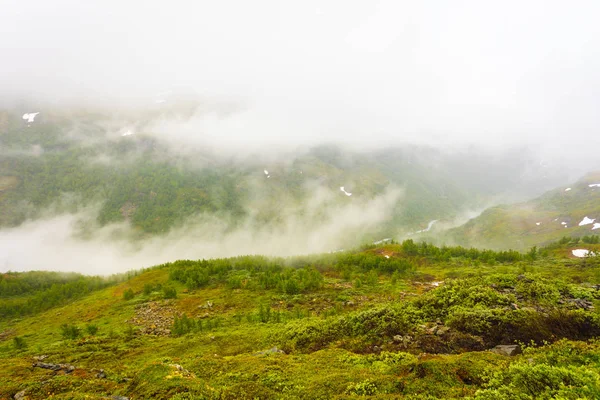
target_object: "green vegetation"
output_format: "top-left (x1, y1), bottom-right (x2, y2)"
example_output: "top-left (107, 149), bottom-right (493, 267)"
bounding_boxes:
top-left (0, 110), bottom-right (554, 239)
top-left (445, 172), bottom-right (600, 250)
top-left (2, 239), bottom-right (600, 398)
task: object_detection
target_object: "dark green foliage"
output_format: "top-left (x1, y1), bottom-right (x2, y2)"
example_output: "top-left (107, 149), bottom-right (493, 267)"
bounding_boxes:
top-left (172, 314), bottom-right (197, 336)
top-left (12, 336), bottom-right (26, 350)
top-left (162, 286), bottom-right (177, 299)
top-left (86, 324), bottom-right (99, 335)
top-left (122, 288), bottom-right (135, 300)
top-left (0, 273), bottom-right (119, 320)
top-left (60, 324), bottom-right (81, 340)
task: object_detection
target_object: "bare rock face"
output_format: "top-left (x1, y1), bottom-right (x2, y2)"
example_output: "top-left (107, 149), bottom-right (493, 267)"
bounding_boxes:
top-left (491, 344), bottom-right (522, 356)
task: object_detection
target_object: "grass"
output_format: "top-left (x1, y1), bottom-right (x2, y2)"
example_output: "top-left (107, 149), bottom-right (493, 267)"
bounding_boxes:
top-left (2, 241), bottom-right (600, 399)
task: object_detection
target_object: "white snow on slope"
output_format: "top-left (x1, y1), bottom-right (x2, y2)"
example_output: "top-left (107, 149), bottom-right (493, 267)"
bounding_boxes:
top-left (373, 238), bottom-right (392, 245)
top-left (565, 188), bottom-right (572, 191)
top-left (589, 184), bottom-right (600, 188)
top-left (340, 186), bottom-right (352, 196)
top-left (264, 170), bottom-right (269, 175)
top-left (561, 222), bottom-right (567, 225)
top-left (536, 222), bottom-right (541, 226)
top-left (592, 223), bottom-right (600, 230)
top-left (121, 129), bottom-right (135, 137)
top-left (22, 112), bottom-right (39, 123)
top-left (572, 249), bottom-right (590, 258)
top-left (579, 216), bottom-right (596, 226)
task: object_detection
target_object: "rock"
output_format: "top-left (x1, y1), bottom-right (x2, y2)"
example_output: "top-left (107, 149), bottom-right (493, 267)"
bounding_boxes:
top-left (32, 362), bottom-right (76, 373)
top-left (435, 326), bottom-right (450, 336)
top-left (111, 396), bottom-right (129, 400)
top-left (33, 355), bottom-right (48, 361)
top-left (569, 298), bottom-right (594, 310)
top-left (14, 390), bottom-right (27, 400)
top-left (491, 344), bottom-right (522, 356)
top-left (254, 346), bottom-right (285, 356)
top-left (96, 369), bottom-right (107, 379)
top-left (510, 303), bottom-right (519, 310)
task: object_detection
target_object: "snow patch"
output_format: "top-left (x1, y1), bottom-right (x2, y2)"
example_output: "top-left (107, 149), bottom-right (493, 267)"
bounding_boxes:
top-left (561, 222), bottom-right (567, 225)
top-left (536, 222), bottom-right (541, 226)
top-left (264, 170), bottom-right (269, 175)
top-left (373, 238), bottom-right (392, 245)
top-left (572, 249), bottom-right (590, 258)
top-left (22, 112), bottom-right (39, 123)
top-left (340, 186), bottom-right (352, 196)
top-left (592, 223), bottom-right (600, 230)
top-left (384, 255), bottom-right (390, 259)
top-left (579, 216), bottom-right (596, 226)
top-left (565, 188), bottom-right (572, 191)
top-left (589, 184), bottom-right (600, 188)
top-left (121, 129), bottom-right (135, 137)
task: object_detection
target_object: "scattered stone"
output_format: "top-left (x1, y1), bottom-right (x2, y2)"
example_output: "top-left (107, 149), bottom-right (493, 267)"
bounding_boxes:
top-left (435, 326), bottom-right (451, 336)
top-left (96, 369), bottom-right (107, 379)
top-left (510, 303), bottom-right (519, 310)
top-left (32, 362), bottom-right (76, 373)
top-left (33, 355), bottom-right (48, 361)
top-left (491, 344), bottom-right (522, 356)
top-left (14, 390), bottom-right (27, 400)
top-left (111, 396), bottom-right (129, 400)
top-left (128, 301), bottom-right (176, 336)
top-left (254, 346), bottom-right (285, 356)
top-left (568, 298), bottom-right (594, 310)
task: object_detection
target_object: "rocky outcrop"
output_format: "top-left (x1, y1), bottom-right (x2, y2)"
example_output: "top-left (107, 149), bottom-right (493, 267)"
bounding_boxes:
top-left (32, 362), bottom-right (76, 373)
top-left (491, 344), bottom-right (522, 356)
top-left (128, 300), bottom-right (177, 336)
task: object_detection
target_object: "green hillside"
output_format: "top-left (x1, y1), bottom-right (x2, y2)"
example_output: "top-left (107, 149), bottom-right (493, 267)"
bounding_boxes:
top-left (0, 109), bottom-right (565, 244)
top-left (2, 239), bottom-right (600, 399)
top-left (442, 173), bottom-right (600, 250)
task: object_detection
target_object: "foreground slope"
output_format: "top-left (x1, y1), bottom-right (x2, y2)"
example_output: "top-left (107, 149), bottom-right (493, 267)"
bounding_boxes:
top-left (1, 239), bottom-right (600, 399)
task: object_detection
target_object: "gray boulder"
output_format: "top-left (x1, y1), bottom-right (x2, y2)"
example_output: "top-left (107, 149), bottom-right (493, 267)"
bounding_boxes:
top-left (491, 344), bottom-right (522, 356)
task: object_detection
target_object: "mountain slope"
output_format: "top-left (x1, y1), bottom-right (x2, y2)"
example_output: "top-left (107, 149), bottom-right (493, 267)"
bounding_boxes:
top-left (443, 172), bottom-right (600, 249)
top-left (1, 241), bottom-right (600, 399)
top-left (0, 108), bottom-right (572, 244)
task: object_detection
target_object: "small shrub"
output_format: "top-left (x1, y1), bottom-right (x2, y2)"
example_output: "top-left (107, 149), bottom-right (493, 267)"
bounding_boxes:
top-left (61, 324), bottom-right (81, 340)
top-left (13, 336), bottom-right (27, 350)
top-left (86, 324), bottom-right (99, 335)
top-left (123, 288), bottom-right (135, 300)
top-left (163, 286), bottom-right (177, 299)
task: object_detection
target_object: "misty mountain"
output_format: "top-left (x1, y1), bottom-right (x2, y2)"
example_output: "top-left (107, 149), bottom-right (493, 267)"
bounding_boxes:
top-left (1, 109), bottom-right (573, 244)
top-left (442, 172), bottom-right (600, 250)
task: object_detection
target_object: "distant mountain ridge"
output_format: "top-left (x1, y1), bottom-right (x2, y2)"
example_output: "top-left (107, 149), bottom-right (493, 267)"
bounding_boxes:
top-left (443, 172), bottom-right (600, 249)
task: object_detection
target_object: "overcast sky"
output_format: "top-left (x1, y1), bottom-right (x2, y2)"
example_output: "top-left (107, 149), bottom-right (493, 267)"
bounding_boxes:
top-left (2, 0), bottom-right (600, 152)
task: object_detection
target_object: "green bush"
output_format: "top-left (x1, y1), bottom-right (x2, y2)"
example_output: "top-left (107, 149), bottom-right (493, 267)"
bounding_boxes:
top-left (475, 362), bottom-right (600, 399)
top-left (163, 286), bottom-right (177, 299)
top-left (60, 324), bottom-right (81, 340)
top-left (13, 336), bottom-right (27, 350)
top-left (86, 324), bottom-right (99, 335)
top-left (122, 288), bottom-right (135, 300)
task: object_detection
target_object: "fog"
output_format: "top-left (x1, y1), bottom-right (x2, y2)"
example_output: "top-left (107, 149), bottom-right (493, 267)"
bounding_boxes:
top-left (2, 1), bottom-right (600, 274)
top-left (0, 187), bottom-right (402, 274)
top-left (2, 0), bottom-right (600, 153)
